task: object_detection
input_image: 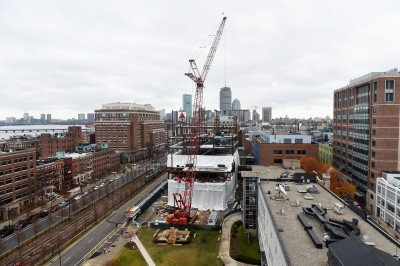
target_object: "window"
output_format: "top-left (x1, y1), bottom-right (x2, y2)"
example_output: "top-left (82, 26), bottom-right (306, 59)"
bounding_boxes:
top-left (297, 150), bottom-right (302, 155)
top-left (387, 203), bottom-right (395, 213)
top-left (6, 187), bottom-right (12, 194)
top-left (370, 193), bottom-right (374, 200)
top-left (302, 150), bottom-right (306, 155)
top-left (372, 140), bottom-right (376, 146)
top-left (373, 81), bottom-right (377, 103)
top-left (373, 107), bottom-right (377, 114)
top-left (371, 162), bottom-right (375, 168)
top-left (385, 80), bottom-right (394, 102)
top-left (371, 172), bottom-right (375, 179)
top-left (372, 151), bottom-right (375, 157)
top-left (372, 130), bottom-right (376, 136)
top-left (370, 183), bottom-right (374, 190)
top-left (373, 119), bottom-right (376, 125)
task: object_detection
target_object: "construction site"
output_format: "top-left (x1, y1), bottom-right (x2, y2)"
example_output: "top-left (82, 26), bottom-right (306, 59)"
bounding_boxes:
top-left (156, 16), bottom-right (241, 226)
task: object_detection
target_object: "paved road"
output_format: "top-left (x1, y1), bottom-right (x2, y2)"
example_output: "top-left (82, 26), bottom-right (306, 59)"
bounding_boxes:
top-left (1, 159), bottom-right (165, 255)
top-left (47, 173), bottom-right (167, 266)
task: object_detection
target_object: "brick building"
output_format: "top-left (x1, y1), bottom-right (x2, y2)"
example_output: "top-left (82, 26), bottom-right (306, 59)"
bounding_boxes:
top-left (92, 148), bottom-right (120, 178)
top-left (40, 126), bottom-right (82, 157)
top-left (36, 158), bottom-right (64, 194)
top-left (252, 133), bottom-right (318, 165)
top-left (333, 69), bottom-right (400, 212)
top-left (0, 149), bottom-right (37, 220)
top-left (95, 102), bottom-right (165, 162)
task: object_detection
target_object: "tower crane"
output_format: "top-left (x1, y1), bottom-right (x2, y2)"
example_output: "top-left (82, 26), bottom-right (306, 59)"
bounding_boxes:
top-left (173, 17), bottom-right (227, 221)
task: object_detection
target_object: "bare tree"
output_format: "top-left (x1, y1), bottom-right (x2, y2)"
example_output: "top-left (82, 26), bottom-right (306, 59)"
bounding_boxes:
top-left (82, 195), bottom-right (89, 207)
top-left (54, 234), bottom-right (64, 250)
top-left (0, 237), bottom-right (6, 261)
top-left (31, 215), bottom-right (41, 239)
top-left (71, 200), bottom-right (79, 214)
top-left (41, 243), bottom-right (49, 263)
top-left (60, 207), bottom-right (68, 218)
top-left (14, 226), bottom-right (25, 259)
top-left (84, 217), bottom-right (91, 229)
top-left (93, 202), bottom-right (98, 221)
top-left (48, 212), bottom-right (55, 229)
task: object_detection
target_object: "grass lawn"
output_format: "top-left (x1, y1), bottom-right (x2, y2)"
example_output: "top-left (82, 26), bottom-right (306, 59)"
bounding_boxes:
top-left (113, 247), bottom-right (148, 266)
top-left (230, 222), bottom-right (261, 265)
top-left (140, 228), bottom-right (221, 266)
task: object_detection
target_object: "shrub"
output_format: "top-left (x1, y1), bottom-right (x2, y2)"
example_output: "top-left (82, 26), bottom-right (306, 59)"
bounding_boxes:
top-left (231, 233), bottom-right (236, 239)
top-left (232, 254), bottom-right (261, 265)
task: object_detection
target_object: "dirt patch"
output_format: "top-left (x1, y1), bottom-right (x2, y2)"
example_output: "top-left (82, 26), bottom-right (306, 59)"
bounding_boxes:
top-left (136, 232), bottom-right (142, 239)
top-left (124, 241), bottom-right (138, 250)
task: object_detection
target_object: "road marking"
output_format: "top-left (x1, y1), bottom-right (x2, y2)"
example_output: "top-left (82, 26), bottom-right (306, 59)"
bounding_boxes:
top-left (88, 238), bottom-right (93, 243)
top-left (65, 257), bottom-right (71, 263)
top-left (106, 224), bottom-right (110, 227)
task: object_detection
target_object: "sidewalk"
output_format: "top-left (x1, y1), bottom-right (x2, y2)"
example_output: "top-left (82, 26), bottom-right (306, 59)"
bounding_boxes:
top-left (219, 212), bottom-right (252, 266)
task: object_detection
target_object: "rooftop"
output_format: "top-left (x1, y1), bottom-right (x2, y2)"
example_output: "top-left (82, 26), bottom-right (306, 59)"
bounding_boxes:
top-left (100, 102), bottom-right (156, 111)
top-left (243, 165), bottom-right (304, 178)
top-left (167, 154), bottom-right (235, 172)
top-left (258, 180), bottom-right (397, 265)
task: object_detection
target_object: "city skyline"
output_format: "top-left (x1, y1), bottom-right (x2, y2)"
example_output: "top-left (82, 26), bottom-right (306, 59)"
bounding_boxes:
top-left (1, 1), bottom-right (400, 120)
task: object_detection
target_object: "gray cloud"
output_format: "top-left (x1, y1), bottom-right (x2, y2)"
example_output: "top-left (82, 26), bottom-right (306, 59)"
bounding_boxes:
top-left (1, 0), bottom-right (400, 120)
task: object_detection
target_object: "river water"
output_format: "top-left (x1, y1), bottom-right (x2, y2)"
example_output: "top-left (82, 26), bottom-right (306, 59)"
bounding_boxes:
top-left (0, 125), bottom-right (89, 140)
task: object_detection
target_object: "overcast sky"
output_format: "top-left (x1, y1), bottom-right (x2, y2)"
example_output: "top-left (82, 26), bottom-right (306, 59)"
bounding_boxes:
top-left (1, 0), bottom-right (400, 121)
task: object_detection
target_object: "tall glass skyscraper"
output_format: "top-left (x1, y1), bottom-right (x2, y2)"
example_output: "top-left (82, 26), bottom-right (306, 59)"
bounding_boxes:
top-left (182, 94), bottom-right (192, 118)
top-left (220, 87), bottom-right (232, 114)
top-left (232, 98), bottom-right (241, 110)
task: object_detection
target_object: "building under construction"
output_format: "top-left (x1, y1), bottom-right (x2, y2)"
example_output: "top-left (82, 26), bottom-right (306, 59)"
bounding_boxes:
top-left (166, 114), bottom-right (240, 211)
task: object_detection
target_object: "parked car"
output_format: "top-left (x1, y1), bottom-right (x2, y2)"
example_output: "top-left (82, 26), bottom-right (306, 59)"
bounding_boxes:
top-left (353, 201), bottom-right (361, 209)
top-left (39, 210), bottom-right (49, 218)
top-left (100, 183), bottom-right (105, 188)
top-left (74, 195), bottom-right (82, 201)
top-left (50, 206), bottom-right (59, 213)
top-left (14, 258), bottom-right (29, 265)
top-left (83, 191), bottom-right (89, 196)
top-left (93, 186), bottom-right (99, 191)
top-left (19, 219), bottom-right (30, 228)
top-left (58, 201), bottom-right (68, 207)
top-left (1, 227), bottom-right (14, 237)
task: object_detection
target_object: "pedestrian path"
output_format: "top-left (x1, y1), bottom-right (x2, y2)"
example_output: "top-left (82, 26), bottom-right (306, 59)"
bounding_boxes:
top-left (131, 234), bottom-right (155, 266)
top-left (219, 212), bottom-right (253, 266)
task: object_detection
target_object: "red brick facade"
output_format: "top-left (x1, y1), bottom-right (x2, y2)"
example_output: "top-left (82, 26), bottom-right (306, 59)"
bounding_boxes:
top-left (92, 149), bottom-right (120, 178)
top-left (333, 72), bottom-right (400, 211)
top-left (252, 136), bottom-right (318, 165)
top-left (95, 104), bottom-right (165, 161)
top-left (0, 149), bottom-right (37, 219)
top-left (40, 126), bottom-right (83, 157)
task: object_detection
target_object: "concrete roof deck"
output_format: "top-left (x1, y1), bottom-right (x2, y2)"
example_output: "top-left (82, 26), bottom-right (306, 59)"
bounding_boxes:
top-left (259, 180), bottom-right (398, 266)
top-left (242, 165), bottom-right (304, 178)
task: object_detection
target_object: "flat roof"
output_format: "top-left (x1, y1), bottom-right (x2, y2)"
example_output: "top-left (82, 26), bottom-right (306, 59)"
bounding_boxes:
top-left (259, 180), bottom-right (397, 266)
top-left (242, 165), bottom-right (304, 178)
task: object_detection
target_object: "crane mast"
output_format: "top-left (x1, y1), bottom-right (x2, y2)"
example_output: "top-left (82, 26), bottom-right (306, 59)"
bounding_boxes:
top-left (173, 17), bottom-right (227, 220)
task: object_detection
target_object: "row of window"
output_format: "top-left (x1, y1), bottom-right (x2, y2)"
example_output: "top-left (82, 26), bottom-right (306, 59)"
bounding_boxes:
top-left (334, 80), bottom-right (396, 109)
top-left (1, 155), bottom-right (33, 166)
top-left (97, 129), bottom-right (128, 132)
top-left (273, 150), bottom-right (307, 155)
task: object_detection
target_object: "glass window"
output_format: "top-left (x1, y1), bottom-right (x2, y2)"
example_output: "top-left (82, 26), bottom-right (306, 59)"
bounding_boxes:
top-left (385, 80), bottom-right (394, 102)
